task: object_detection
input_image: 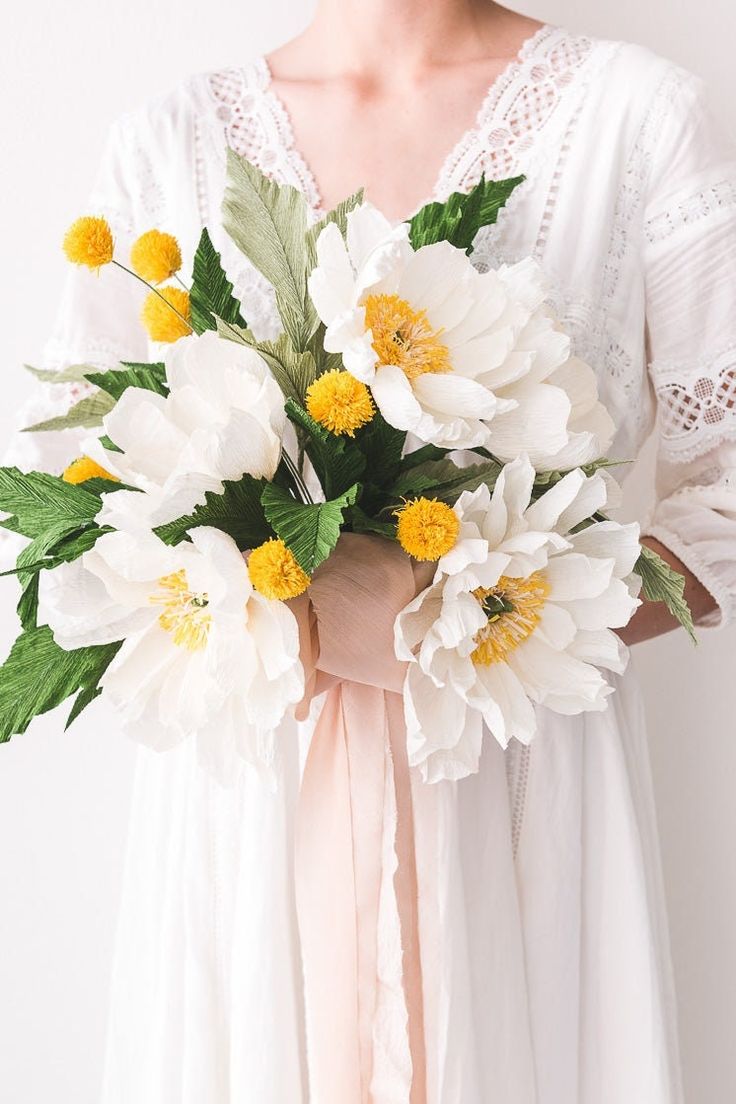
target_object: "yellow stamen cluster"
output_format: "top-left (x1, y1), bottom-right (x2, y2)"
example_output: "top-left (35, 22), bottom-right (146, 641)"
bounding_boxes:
top-left (63, 216), bottom-right (114, 270)
top-left (151, 569), bottom-right (211, 652)
top-left (131, 229), bottom-right (183, 284)
top-left (248, 539), bottom-right (310, 600)
top-left (363, 292), bottom-right (451, 381)
top-left (306, 369), bottom-right (375, 436)
top-left (471, 573), bottom-right (550, 666)
top-left (62, 456), bottom-right (119, 485)
top-left (141, 286), bottom-right (192, 343)
top-left (395, 497), bottom-right (460, 561)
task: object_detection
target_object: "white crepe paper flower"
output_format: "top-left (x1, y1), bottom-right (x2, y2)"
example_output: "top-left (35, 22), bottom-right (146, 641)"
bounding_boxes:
top-left (307, 203), bottom-right (615, 464)
top-left (394, 456), bottom-right (641, 783)
top-left (85, 330), bottom-right (286, 530)
top-left (38, 526), bottom-right (304, 784)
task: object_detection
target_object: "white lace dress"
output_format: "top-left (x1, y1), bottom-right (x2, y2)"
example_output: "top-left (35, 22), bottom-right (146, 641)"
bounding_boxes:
top-left (14, 24), bottom-right (736, 1104)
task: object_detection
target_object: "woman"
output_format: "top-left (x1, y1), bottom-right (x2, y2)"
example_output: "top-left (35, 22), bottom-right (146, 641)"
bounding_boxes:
top-left (22, 1), bottom-right (736, 1100)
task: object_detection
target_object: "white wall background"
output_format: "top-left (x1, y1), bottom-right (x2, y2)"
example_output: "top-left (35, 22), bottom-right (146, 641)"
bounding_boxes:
top-left (0, 2), bottom-right (734, 1101)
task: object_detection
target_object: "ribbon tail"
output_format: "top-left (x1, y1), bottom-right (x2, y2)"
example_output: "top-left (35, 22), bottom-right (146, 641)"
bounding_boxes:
top-left (295, 683), bottom-right (427, 1103)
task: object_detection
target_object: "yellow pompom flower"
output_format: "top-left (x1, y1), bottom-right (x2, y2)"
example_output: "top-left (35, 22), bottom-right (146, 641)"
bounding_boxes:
top-left (130, 229), bottom-right (183, 284)
top-left (62, 216), bottom-right (114, 269)
top-left (248, 539), bottom-right (311, 600)
top-left (141, 286), bottom-right (192, 343)
top-left (62, 456), bottom-right (120, 485)
top-left (395, 497), bottom-right (460, 561)
top-left (306, 369), bottom-right (375, 436)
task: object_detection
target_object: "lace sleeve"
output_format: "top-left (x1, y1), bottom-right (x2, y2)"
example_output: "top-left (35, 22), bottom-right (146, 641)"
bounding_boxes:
top-left (5, 114), bottom-right (154, 477)
top-left (642, 71), bottom-right (736, 627)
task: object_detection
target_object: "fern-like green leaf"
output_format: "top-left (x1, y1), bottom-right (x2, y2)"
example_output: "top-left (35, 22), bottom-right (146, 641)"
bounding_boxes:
top-left (261, 482), bottom-right (359, 575)
top-left (409, 174), bottom-right (525, 253)
top-left (189, 227), bottom-right (247, 334)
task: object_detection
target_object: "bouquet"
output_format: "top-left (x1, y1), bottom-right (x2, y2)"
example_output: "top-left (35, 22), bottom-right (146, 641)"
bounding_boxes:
top-left (0, 157), bottom-right (694, 783)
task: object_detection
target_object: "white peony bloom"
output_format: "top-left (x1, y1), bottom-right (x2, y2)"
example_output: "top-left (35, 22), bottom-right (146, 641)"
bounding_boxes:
top-left (38, 526), bottom-right (304, 783)
top-left (307, 203), bottom-right (614, 463)
top-left (86, 330), bottom-right (286, 530)
top-left (394, 456), bottom-right (641, 783)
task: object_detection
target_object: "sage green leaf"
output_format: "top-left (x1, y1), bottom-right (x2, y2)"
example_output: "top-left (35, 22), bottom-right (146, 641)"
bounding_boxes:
top-left (305, 189), bottom-right (364, 260)
top-left (635, 544), bottom-right (697, 643)
top-left (85, 361), bottom-right (168, 401)
top-left (0, 468), bottom-right (103, 539)
top-left (22, 391), bottom-right (116, 433)
top-left (223, 152), bottom-right (314, 348)
top-left (408, 174), bottom-right (525, 253)
top-left (261, 482), bottom-right (359, 575)
top-left (0, 625), bottom-right (121, 742)
top-left (190, 227), bottom-right (247, 335)
top-left (256, 334), bottom-right (319, 405)
top-left (154, 476), bottom-right (271, 550)
top-left (390, 458), bottom-right (502, 504)
top-left (25, 363), bottom-right (96, 385)
top-left (285, 398), bottom-right (366, 499)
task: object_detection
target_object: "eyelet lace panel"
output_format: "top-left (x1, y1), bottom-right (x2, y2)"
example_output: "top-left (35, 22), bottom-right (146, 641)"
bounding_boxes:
top-left (645, 180), bottom-right (736, 245)
top-left (206, 60), bottom-right (322, 214)
top-left (651, 343), bottom-right (736, 461)
top-left (433, 27), bottom-right (594, 199)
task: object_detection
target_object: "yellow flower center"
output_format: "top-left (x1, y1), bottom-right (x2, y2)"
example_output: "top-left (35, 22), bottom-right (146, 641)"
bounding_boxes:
top-left (363, 293), bottom-right (452, 381)
top-left (151, 569), bottom-right (211, 652)
top-left (395, 497), bottom-right (460, 561)
top-left (62, 456), bottom-right (119, 485)
top-left (141, 286), bottom-right (192, 343)
top-left (62, 216), bottom-right (114, 269)
top-left (306, 369), bottom-right (375, 436)
top-left (471, 572), bottom-right (550, 666)
top-left (248, 539), bottom-right (311, 600)
top-left (130, 229), bottom-right (183, 285)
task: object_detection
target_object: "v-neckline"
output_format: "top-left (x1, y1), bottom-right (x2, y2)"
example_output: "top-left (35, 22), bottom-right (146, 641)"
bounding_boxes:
top-left (257, 23), bottom-right (556, 222)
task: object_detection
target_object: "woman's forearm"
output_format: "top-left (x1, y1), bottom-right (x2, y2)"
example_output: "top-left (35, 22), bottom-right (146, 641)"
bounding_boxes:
top-left (618, 536), bottom-right (718, 646)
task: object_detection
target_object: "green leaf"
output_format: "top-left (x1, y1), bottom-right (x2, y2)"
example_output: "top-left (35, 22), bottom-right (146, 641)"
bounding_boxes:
top-left (408, 174), bottom-right (525, 253)
top-left (389, 458), bottom-right (502, 504)
top-left (22, 391), bottom-right (116, 433)
top-left (85, 362), bottom-right (168, 401)
top-left (400, 444), bottom-right (451, 469)
top-left (261, 482), bottom-right (359, 575)
top-left (355, 412), bottom-right (407, 490)
top-left (635, 544), bottom-right (697, 643)
top-left (65, 683), bottom-right (105, 730)
top-left (154, 476), bottom-right (271, 550)
top-left (15, 520), bottom-right (82, 630)
top-left (284, 398), bottom-right (366, 499)
top-left (189, 227), bottom-right (247, 335)
top-left (0, 626), bottom-right (121, 742)
top-left (349, 506), bottom-right (397, 540)
top-left (223, 152), bottom-right (314, 348)
top-left (0, 468), bottom-right (104, 539)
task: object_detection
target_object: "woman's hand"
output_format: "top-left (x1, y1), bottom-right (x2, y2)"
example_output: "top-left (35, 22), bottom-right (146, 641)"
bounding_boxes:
top-left (619, 536), bottom-right (718, 645)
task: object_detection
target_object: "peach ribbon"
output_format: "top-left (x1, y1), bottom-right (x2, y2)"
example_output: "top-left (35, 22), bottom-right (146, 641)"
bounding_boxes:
top-left (292, 534), bottom-right (431, 1103)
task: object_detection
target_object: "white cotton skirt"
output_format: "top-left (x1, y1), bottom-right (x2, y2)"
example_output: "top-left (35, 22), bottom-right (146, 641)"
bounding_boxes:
top-left (100, 669), bottom-right (683, 1104)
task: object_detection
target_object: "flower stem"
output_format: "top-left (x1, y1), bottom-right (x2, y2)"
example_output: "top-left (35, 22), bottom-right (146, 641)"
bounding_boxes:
top-left (112, 261), bottom-right (191, 328)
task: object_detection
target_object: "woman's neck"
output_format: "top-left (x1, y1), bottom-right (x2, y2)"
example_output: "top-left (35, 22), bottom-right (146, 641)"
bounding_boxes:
top-left (295, 1), bottom-right (528, 81)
